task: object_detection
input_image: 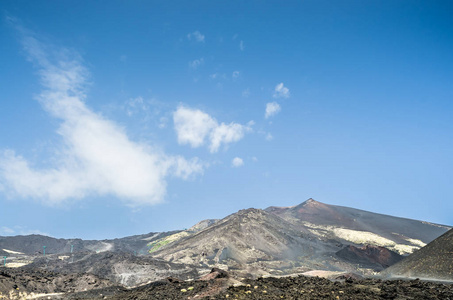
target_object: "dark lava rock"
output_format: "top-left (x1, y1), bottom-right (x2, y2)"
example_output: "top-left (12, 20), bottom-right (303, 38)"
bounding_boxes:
top-left (336, 244), bottom-right (404, 271)
top-left (214, 276), bottom-right (453, 300)
top-left (0, 266), bottom-right (116, 296)
top-left (24, 250), bottom-right (205, 287)
top-left (334, 272), bottom-right (364, 281)
top-left (70, 274), bottom-right (453, 299)
top-left (200, 268), bottom-right (229, 281)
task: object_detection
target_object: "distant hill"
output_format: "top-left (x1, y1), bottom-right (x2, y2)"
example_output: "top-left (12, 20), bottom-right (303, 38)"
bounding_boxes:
top-left (380, 228), bottom-right (453, 281)
top-left (0, 231), bottom-right (180, 256)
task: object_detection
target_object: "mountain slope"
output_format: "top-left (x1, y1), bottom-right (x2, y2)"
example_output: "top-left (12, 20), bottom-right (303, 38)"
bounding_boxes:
top-left (152, 208), bottom-right (343, 276)
top-left (266, 199), bottom-right (450, 255)
top-left (149, 199), bottom-right (451, 277)
top-left (336, 245), bottom-right (403, 270)
top-left (380, 228), bottom-right (453, 281)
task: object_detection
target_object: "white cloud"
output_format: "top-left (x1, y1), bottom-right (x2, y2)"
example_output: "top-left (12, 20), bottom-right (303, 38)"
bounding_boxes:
top-left (173, 106), bottom-right (252, 153)
top-left (232, 157), bottom-right (244, 167)
top-left (242, 88), bottom-right (250, 98)
top-left (167, 156), bottom-right (205, 180)
top-left (189, 58), bottom-right (204, 69)
top-left (232, 71), bottom-right (240, 78)
top-left (173, 107), bottom-right (217, 148)
top-left (209, 123), bottom-right (246, 153)
top-left (0, 30), bottom-right (203, 206)
top-left (265, 102), bottom-right (281, 119)
top-left (273, 82), bottom-right (290, 98)
top-left (239, 40), bottom-right (245, 51)
top-left (251, 156), bottom-right (258, 162)
top-left (187, 31), bottom-right (205, 42)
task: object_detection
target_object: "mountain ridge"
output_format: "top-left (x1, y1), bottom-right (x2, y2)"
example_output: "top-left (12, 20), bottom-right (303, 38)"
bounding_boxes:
top-left (1, 199), bottom-right (451, 282)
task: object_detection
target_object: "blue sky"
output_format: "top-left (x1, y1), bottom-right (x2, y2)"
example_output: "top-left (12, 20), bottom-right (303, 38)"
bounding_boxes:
top-left (1, 1), bottom-right (452, 239)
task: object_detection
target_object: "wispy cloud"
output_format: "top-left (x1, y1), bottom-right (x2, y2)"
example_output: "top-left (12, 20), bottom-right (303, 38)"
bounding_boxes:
top-left (265, 102), bottom-right (281, 119)
top-left (231, 157), bottom-right (244, 168)
top-left (158, 116), bottom-right (168, 129)
top-left (0, 24), bottom-right (203, 206)
top-left (125, 96), bottom-right (149, 116)
top-left (189, 58), bottom-right (204, 69)
top-left (242, 88), bottom-right (251, 98)
top-left (232, 71), bottom-right (240, 79)
top-left (187, 30), bottom-right (205, 42)
top-left (173, 106), bottom-right (253, 153)
top-left (0, 226), bottom-right (15, 235)
top-left (209, 73), bottom-right (226, 80)
top-left (273, 82), bottom-right (290, 98)
top-left (265, 133), bottom-right (274, 141)
top-left (239, 40), bottom-right (245, 51)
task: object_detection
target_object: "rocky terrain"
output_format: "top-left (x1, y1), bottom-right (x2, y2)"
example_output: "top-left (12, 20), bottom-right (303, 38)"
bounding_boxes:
top-left (212, 275), bottom-right (453, 300)
top-left (0, 267), bottom-right (117, 299)
top-left (152, 208), bottom-right (341, 277)
top-left (147, 199), bottom-right (450, 277)
top-left (25, 251), bottom-right (209, 287)
top-left (335, 245), bottom-right (404, 271)
top-left (5, 269), bottom-right (452, 300)
top-left (1, 199), bottom-right (452, 299)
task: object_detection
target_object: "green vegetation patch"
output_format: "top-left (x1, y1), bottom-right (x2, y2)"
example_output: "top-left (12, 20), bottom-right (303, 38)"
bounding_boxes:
top-left (147, 231), bottom-right (191, 254)
top-left (148, 239), bottom-right (175, 253)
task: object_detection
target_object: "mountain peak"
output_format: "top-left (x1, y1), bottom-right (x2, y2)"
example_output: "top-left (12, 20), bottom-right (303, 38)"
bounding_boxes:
top-left (302, 198), bottom-right (319, 205)
top-left (293, 198), bottom-right (327, 211)
top-left (264, 199), bottom-right (321, 213)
